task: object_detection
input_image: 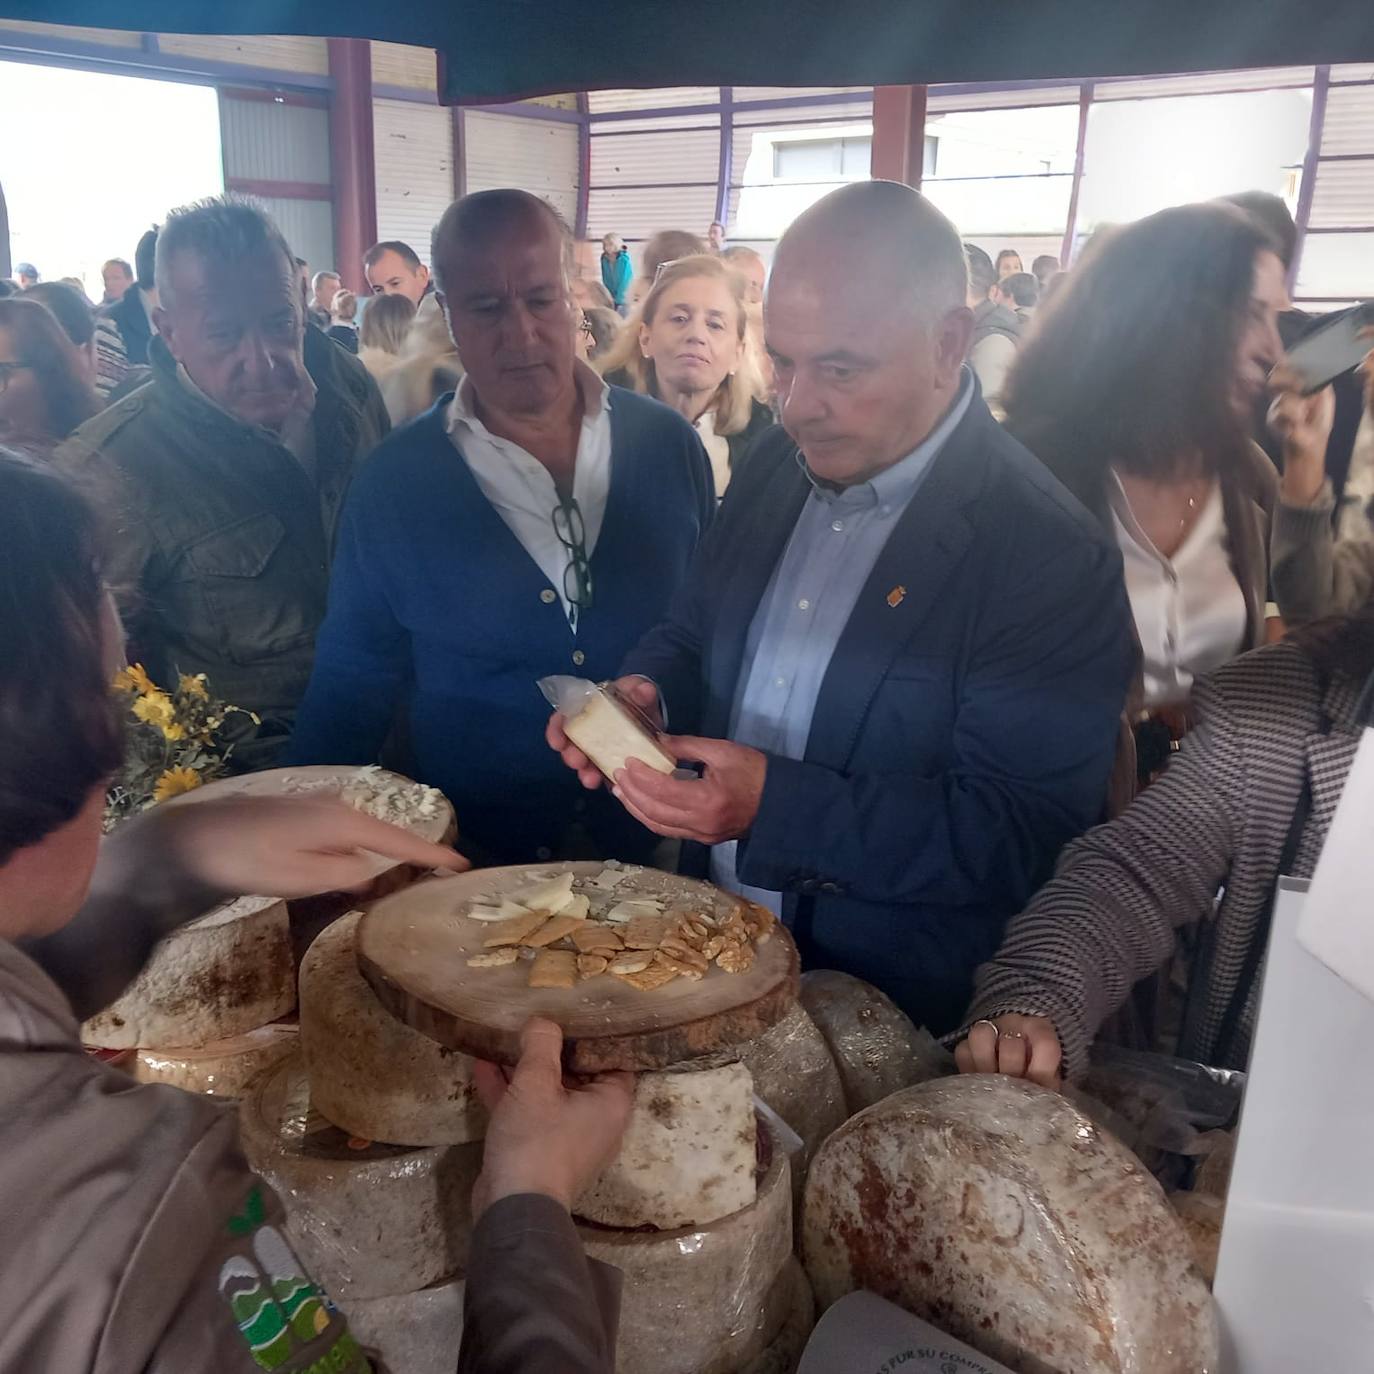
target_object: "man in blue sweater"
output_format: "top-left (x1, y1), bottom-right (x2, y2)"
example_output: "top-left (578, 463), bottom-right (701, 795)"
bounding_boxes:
top-left (551, 182), bottom-right (1136, 1033)
top-left (290, 191), bottom-right (714, 866)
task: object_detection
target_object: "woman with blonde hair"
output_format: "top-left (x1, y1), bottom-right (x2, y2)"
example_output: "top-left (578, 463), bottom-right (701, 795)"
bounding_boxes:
top-left (357, 292), bottom-right (416, 384)
top-left (599, 254), bottom-right (772, 496)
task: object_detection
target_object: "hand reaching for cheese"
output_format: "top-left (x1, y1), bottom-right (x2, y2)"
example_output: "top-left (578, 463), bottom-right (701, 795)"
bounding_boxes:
top-left (547, 675), bottom-right (664, 790)
top-left (953, 1014), bottom-right (1063, 1091)
top-left (471, 1018), bottom-right (634, 1219)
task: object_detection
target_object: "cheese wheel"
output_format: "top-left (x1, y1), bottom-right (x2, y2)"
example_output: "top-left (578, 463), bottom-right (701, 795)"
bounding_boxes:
top-left (580, 1117), bottom-right (793, 1374)
top-left (346, 1277), bottom-right (465, 1374)
top-left (300, 912), bottom-right (485, 1145)
top-left (82, 895), bottom-right (295, 1049)
top-left (1168, 1191), bottom-right (1224, 1287)
top-left (132, 1022), bottom-right (298, 1097)
top-left (733, 1259), bottom-right (815, 1374)
top-left (803, 1076), bottom-right (1218, 1374)
top-left (798, 970), bottom-right (948, 1114)
top-left (577, 1063), bottom-right (757, 1229)
top-left (240, 1055), bottom-right (481, 1300)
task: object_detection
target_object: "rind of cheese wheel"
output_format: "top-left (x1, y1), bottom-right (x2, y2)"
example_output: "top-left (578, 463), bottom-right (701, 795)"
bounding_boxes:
top-left (300, 912), bottom-right (485, 1146)
top-left (132, 1022), bottom-right (298, 1097)
top-left (564, 688), bottom-right (676, 779)
top-left (240, 1054), bottom-right (481, 1300)
top-left (799, 969), bottom-right (949, 1115)
top-left (580, 1116), bottom-right (793, 1374)
top-left (733, 1259), bottom-right (815, 1374)
top-left (576, 1063), bottom-right (757, 1229)
top-left (346, 1277), bottom-right (465, 1374)
top-left (82, 895), bottom-right (294, 1049)
top-left (803, 1076), bottom-right (1219, 1374)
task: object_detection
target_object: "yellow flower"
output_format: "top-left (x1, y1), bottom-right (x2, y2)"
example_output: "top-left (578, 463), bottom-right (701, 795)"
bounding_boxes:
top-left (161, 720), bottom-right (187, 742)
top-left (113, 663), bottom-right (157, 696)
top-left (153, 766), bottom-right (203, 802)
top-left (131, 691), bottom-right (176, 731)
top-left (178, 673), bottom-right (209, 700)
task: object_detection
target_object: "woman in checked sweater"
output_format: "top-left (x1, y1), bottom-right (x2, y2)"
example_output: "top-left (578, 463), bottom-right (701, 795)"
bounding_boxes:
top-left (952, 611), bottom-right (1374, 1083)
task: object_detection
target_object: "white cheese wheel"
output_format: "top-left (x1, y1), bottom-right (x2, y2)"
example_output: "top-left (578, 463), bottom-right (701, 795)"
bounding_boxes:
top-left (580, 1117), bottom-right (793, 1374)
top-left (798, 970), bottom-right (948, 1114)
top-left (346, 1277), bottom-right (465, 1374)
top-left (803, 1076), bottom-right (1219, 1374)
top-left (240, 1055), bottom-right (481, 1301)
top-left (576, 1063), bottom-right (757, 1229)
top-left (132, 1022), bottom-right (298, 1097)
top-left (82, 895), bottom-right (295, 1049)
top-left (300, 912), bottom-right (485, 1145)
top-left (734, 1259), bottom-right (815, 1374)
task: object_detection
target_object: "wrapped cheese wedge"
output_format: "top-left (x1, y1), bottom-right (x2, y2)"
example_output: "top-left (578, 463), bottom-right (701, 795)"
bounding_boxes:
top-left (540, 675), bottom-right (676, 779)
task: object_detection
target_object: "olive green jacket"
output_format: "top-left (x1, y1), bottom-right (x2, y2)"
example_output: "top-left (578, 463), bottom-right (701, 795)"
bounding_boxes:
top-left (54, 329), bottom-right (389, 766)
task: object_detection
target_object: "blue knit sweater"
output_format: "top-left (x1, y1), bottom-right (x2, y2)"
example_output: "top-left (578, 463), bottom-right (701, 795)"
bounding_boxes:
top-left (289, 388), bottom-right (714, 864)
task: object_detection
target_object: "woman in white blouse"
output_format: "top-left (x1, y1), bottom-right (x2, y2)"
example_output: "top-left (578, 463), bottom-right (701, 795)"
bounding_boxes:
top-left (1001, 202), bottom-right (1284, 774)
top-left (598, 255), bottom-right (773, 498)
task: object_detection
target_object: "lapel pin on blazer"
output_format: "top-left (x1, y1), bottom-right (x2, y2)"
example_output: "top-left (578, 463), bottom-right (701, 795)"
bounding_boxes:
top-left (886, 585), bottom-right (907, 609)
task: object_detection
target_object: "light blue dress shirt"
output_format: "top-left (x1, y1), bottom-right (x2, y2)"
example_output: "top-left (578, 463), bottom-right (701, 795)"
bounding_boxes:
top-left (710, 371), bottom-right (975, 912)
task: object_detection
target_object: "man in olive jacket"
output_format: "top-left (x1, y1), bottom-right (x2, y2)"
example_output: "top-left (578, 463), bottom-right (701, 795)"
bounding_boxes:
top-left (55, 197), bottom-right (389, 767)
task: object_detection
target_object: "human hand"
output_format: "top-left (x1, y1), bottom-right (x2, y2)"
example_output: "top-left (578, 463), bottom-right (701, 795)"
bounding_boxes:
top-left (139, 794), bottom-right (467, 900)
top-left (546, 675), bottom-right (665, 791)
top-left (612, 735), bottom-right (766, 844)
top-left (1268, 367), bottom-right (1335, 507)
top-left (471, 1019), bottom-right (634, 1219)
top-left (953, 1014), bottom-right (1063, 1090)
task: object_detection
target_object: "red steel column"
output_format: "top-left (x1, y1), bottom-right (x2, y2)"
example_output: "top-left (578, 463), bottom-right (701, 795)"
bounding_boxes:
top-left (871, 85), bottom-right (929, 189)
top-left (327, 38), bottom-right (377, 293)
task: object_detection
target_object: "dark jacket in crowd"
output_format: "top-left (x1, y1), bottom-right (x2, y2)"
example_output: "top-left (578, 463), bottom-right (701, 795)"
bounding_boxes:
top-left (107, 285), bottom-right (155, 366)
top-left (970, 298), bottom-right (1022, 349)
top-left (52, 327), bottom-right (389, 766)
top-left (287, 386), bottom-right (714, 866)
top-left (623, 386), bottom-right (1136, 1033)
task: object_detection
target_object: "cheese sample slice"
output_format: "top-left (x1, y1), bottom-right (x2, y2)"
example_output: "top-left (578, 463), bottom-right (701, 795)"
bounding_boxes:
top-left (347, 1277), bottom-right (465, 1374)
top-left (300, 912), bottom-right (485, 1146)
top-left (562, 686), bottom-right (676, 779)
top-left (799, 969), bottom-right (948, 1114)
top-left (576, 1063), bottom-right (757, 1229)
top-left (240, 1055), bottom-right (481, 1300)
top-left (580, 1117), bottom-right (793, 1374)
top-left (132, 1022), bottom-right (298, 1098)
top-left (803, 1076), bottom-right (1219, 1374)
top-left (82, 894), bottom-right (294, 1049)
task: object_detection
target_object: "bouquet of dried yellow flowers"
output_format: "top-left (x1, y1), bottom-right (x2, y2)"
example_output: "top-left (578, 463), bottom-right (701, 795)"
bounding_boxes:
top-left (104, 664), bottom-right (259, 830)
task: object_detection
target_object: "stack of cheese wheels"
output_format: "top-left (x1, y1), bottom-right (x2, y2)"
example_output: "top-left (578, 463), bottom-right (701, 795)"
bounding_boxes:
top-left (579, 1114), bottom-right (796, 1374)
top-left (803, 1075), bottom-right (1220, 1373)
top-left (240, 1054), bottom-right (482, 1300)
top-left (345, 1278), bottom-right (466, 1374)
top-left (83, 893), bottom-right (299, 1096)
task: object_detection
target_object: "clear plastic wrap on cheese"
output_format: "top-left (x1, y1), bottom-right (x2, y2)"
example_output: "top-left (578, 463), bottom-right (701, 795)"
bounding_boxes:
top-left (540, 675), bottom-right (676, 779)
top-left (347, 1277), bottom-right (466, 1374)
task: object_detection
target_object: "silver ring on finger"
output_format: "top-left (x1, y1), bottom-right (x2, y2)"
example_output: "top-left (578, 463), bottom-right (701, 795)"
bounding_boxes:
top-left (971, 1019), bottom-right (1001, 1038)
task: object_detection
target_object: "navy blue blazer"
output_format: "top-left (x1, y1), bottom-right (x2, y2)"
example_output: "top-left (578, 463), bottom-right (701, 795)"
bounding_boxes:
top-left (623, 395), bottom-right (1136, 1033)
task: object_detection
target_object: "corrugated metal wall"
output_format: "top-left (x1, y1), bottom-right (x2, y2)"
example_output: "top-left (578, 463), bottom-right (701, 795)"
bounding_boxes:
top-left (160, 33), bottom-right (329, 73)
top-left (254, 196), bottom-right (336, 274)
top-left (465, 111), bottom-right (580, 226)
top-left (373, 98), bottom-right (455, 264)
top-left (370, 40), bottom-right (436, 92)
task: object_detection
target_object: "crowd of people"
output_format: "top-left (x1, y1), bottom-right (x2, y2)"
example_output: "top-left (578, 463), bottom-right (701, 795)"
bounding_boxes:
top-left (2, 174), bottom-right (1372, 1370)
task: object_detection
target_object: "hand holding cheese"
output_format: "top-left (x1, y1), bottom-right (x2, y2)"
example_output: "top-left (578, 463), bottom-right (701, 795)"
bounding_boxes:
top-left (614, 735), bottom-right (768, 845)
top-left (546, 675), bottom-right (666, 789)
top-left (471, 1018), bottom-right (634, 1219)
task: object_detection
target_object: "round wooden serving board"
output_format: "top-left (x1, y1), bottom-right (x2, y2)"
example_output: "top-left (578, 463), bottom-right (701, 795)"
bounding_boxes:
top-left (357, 863), bottom-right (800, 1073)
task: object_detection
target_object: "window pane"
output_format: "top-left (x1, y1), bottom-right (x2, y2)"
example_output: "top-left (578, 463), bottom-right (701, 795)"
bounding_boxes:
top-left (840, 136), bottom-right (872, 177)
top-left (774, 139), bottom-right (842, 180)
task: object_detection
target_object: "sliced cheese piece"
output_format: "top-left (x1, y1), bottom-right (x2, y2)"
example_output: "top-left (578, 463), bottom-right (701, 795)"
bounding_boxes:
top-left (240, 1055), bottom-right (480, 1300)
top-left (347, 1277), bottom-right (465, 1374)
top-left (604, 898), bottom-right (664, 924)
top-left (737, 1259), bottom-right (816, 1374)
top-left (562, 892), bottom-right (591, 920)
top-left (802, 1076), bottom-right (1219, 1374)
top-left (132, 1022), bottom-right (298, 1098)
top-left (300, 912), bottom-right (485, 1145)
top-left (577, 1063), bottom-right (757, 1229)
top-left (515, 871), bottom-right (575, 914)
top-left (562, 687), bottom-right (677, 780)
top-left (464, 898), bottom-right (532, 922)
top-left (799, 969), bottom-right (948, 1114)
top-left (580, 1116), bottom-right (793, 1374)
top-left (82, 895), bottom-right (294, 1049)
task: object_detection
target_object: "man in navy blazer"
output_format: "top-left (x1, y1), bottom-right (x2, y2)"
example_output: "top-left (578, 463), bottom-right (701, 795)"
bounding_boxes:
top-left (551, 181), bottom-right (1136, 1034)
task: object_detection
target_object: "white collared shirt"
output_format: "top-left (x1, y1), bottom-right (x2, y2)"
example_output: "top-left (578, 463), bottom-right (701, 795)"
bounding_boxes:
top-left (445, 360), bottom-right (613, 629)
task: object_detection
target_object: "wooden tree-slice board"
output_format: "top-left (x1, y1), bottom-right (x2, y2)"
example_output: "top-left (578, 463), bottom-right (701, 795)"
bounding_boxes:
top-left (357, 863), bottom-right (800, 1073)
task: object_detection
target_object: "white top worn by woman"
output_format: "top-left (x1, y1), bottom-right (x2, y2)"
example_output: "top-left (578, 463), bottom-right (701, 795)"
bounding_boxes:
top-left (1110, 476), bottom-right (1247, 708)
